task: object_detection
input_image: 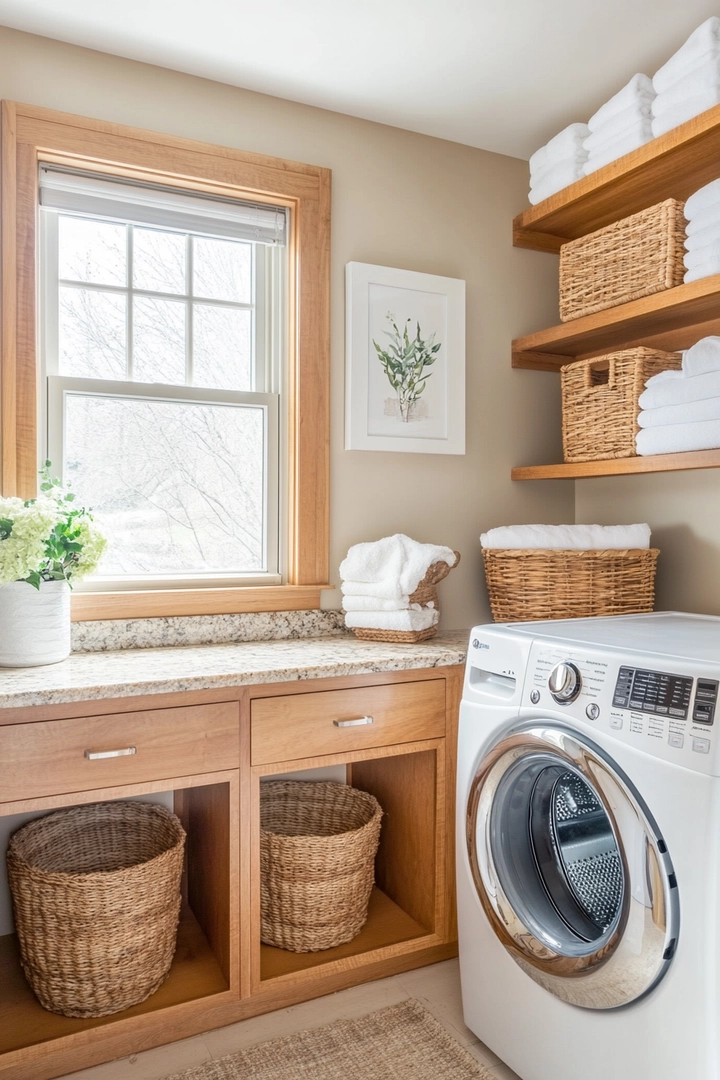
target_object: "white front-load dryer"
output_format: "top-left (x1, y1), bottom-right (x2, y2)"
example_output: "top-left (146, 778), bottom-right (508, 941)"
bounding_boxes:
top-left (457, 612), bottom-right (720, 1080)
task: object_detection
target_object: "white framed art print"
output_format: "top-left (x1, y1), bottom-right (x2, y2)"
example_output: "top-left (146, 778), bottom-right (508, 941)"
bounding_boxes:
top-left (345, 262), bottom-right (465, 454)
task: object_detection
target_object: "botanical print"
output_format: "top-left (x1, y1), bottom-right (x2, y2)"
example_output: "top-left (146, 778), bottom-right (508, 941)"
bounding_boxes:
top-left (373, 314), bottom-right (441, 423)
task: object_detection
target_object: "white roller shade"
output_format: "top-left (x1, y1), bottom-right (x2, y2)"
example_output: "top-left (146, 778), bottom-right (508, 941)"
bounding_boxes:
top-left (39, 165), bottom-right (287, 246)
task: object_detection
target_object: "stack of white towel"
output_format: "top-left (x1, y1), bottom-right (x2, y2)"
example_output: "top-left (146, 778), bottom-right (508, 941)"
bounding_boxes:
top-left (652, 17), bottom-right (720, 137)
top-left (528, 124), bottom-right (589, 205)
top-left (683, 178), bottom-right (720, 283)
top-left (340, 534), bottom-right (457, 633)
top-left (480, 524), bottom-right (651, 551)
top-left (636, 337), bottom-right (720, 456)
top-left (583, 74), bottom-right (655, 175)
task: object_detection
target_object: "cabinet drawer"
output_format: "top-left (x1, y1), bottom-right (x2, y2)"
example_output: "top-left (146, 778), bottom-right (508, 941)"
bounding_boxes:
top-left (0, 702), bottom-right (239, 804)
top-left (251, 680), bottom-right (445, 766)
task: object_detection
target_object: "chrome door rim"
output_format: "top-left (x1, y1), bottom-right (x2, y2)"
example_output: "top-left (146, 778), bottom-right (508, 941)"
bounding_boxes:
top-left (466, 721), bottom-right (680, 1009)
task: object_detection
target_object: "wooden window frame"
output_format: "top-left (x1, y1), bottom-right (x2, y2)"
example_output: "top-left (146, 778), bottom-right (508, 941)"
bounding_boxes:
top-left (0, 101), bottom-right (331, 620)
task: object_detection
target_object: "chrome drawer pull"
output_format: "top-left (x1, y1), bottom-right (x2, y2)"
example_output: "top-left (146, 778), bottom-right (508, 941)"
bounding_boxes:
top-left (84, 746), bottom-right (137, 760)
top-left (333, 716), bottom-right (374, 728)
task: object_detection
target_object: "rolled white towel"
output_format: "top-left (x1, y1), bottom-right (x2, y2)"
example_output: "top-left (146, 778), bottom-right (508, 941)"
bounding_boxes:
top-left (653, 55), bottom-right (720, 117)
top-left (529, 123), bottom-right (590, 175)
top-left (582, 128), bottom-right (654, 174)
top-left (653, 17), bottom-right (720, 94)
top-left (685, 221), bottom-right (720, 250)
top-left (636, 418), bottom-right (720, 456)
top-left (339, 534), bottom-right (456, 601)
top-left (588, 74), bottom-right (655, 131)
top-left (651, 86), bottom-right (720, 138)
top-left (342, 595), bottom-right (419, 612)
top-left (685, 178), bottom-right (720, 219)
top-left (684, 261), bottom-right (720, 284)
top-left (583, 111), bottom-right (653, 154)
top-left (529, 160), bottom-right (586, 205)
top-left (639, 368), bottom-right (720, 409)
top-left (344, 607), bottom-right (439, 632)
top-left (480, 523), bottom-right (651, 551)
top-left (685, 243), bottom-right (720, 270)
top-left (638, 395), bottom-right (720, 428)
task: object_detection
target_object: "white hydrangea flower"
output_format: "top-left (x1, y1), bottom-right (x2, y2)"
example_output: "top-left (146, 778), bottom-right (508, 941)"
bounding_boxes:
top-left (71, 516), bottom-right (108, 582)
top-left (0, 496), bottom-right (62, 585)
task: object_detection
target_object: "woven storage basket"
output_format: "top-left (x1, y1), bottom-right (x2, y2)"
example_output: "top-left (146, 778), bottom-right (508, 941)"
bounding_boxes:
top-left (562, 347), bottom-right (681, 462)
top-left (482, 548), bottom-right (659, 622)
top-left (260, 781), bottom-right (383, 953)
top-left (349, 551), bottom-right (460, 644)
top-left (559, 199), bottom-right (686, 322)
top-left (6, 801), bottom-right (185, 1018)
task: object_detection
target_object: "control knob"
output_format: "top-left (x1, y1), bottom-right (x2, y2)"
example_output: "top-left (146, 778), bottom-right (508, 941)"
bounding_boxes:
top-left (548, 661), bottom-right (582, 704)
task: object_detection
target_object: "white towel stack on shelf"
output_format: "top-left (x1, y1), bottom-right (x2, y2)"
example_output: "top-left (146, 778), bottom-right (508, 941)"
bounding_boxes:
top-left (682, 177), bottom-right (720, 283)
top-left (528, 124), bottom-right (589, 205)
top-left (652, 17), bottom-right (720, 137)
top-left (583, 74), bottom-right (655, 174)
top-left (636, 337), bottom-right (720, 455)
top-left (480, 523), bottom-right (651, 550)
top-left (340, 534), bottom-right (457, 633)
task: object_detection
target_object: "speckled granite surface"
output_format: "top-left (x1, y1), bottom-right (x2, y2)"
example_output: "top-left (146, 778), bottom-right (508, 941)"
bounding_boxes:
top-left (0, 630), bottom-right (469, 710)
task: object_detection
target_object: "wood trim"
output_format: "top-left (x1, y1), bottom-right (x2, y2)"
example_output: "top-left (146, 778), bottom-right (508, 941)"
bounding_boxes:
top-left (512, 448), bottom-right (720, 480)
top-left (70, 584), bottom-right (332, 621)
top-left (1, 101), bottom-right (331, 615)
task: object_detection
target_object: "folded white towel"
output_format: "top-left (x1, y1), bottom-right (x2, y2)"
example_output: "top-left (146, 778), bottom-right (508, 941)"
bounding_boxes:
top-left (529, 123), bottom-right (590, 175)
top-left (638, 395), bottom-right (720, 428)
top-left (339, 534), bottom-right (456, 601)
top-left (588, 74), bottom-right (655, 131)
top-left (344, 607), bottom-right (439, 632)
top-left (684, 262), bottom-right (720, 284)
top-left (682, 336), bottom-right (720, 376)
top-left (479, 523), bottom-right (651, 551)
top-left (583, 111), bottom-right (653, 154)
top-left (636, 418), bottom-right (720, 456)
top-left (342, 595), bottom-right (420, 612)
top-left (583, 128), bottom-right (654, 174)
top-left (530, 149), bottom-right (588, 188)
top-left (651, 86), bottom-right (720, 138)
top-left (653, 55), bottom-right (720, 117)
top-left (685, 178), bottom-right (720, 220)
top-left (639, 368), bottom-right (720, 409)
top-left (529, 160), bottom-right (586, 204)
top-left (686, 224), bottom-right (720, 253)
top-left (685, 243), bottom-right (720, 270)
top-left (653, 17), bottom-right (720, 94)
top-left (686, 201), bottom-right (720, 236)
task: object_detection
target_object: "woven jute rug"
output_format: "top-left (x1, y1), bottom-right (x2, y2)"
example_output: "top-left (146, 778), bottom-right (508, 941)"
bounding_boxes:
top-left (163, 998), bottom-right (494, 1080)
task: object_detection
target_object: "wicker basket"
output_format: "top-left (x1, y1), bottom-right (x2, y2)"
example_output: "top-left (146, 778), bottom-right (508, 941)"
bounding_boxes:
top-left (349, 552), bottom-right (460, 644)
top-left (561, 347), bottom-right (681, 462)
top-left (559, 199), bottom-right (686, 322)
top-left (260, 781), bottom-right (383, 953)
top-left (7, 801), bottom-right (186, 1018)
top-left (482, 547), bottom-right (659, 623)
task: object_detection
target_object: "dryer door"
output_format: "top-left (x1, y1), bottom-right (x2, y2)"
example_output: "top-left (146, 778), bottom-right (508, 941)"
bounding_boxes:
top-left (466, 721), bottom-right (679, 1009)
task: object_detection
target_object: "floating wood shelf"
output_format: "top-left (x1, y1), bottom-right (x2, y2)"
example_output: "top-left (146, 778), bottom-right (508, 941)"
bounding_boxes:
top-left (512, 275), bottom-right (720, 370)
top-left (512, 449), bottom-right (720, 481)
top-left (514, 103), bottom-right (720, 251)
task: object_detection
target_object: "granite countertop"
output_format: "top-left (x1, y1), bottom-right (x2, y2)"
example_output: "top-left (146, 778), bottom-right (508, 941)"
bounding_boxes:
top-left (0, 631), bottom-right (469, 710)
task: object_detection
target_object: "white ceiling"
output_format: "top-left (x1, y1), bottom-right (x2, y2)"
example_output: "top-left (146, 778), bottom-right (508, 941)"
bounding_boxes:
top-left (0, 0), bottom-right (718, 159)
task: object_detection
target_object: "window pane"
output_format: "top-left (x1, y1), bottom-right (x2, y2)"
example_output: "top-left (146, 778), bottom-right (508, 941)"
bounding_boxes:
top-left (193, 304), bottom-right (252, 390)
top-left (133, 297), bottom-right (186, 384)
top-left (59, 288), bottom-right (126, 379)
top-left (58, 216), bottom-right (126, 286)
top-left (133, 227), bottom-right (186, 294)
top-left (193, 236), bottom-right (251, 303)
top-left (65, 394), bottom-right (265, 575)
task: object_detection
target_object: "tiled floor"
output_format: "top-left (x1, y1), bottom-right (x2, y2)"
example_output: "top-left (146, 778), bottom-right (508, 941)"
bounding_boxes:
top-left (55, 959), bottom-right (521, 1080)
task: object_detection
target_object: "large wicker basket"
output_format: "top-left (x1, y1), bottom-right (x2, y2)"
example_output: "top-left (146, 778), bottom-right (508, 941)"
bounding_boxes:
top-left (7, 801), bottom-right (186, 1018)
top-left (561, 347), bottom-right (681, 462)
top-left (349, 552), bottom-right (460, 644)
top-left (482, 548), bottom-right (659, 622)
top-left (260, 781), bottom-right (382, 953)
top-left (559, 199), bottom-right (686, 322)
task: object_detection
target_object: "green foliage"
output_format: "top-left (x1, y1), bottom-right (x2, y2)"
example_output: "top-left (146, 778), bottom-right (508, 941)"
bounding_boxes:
top-left (372, 315), bottom-right (441, 422)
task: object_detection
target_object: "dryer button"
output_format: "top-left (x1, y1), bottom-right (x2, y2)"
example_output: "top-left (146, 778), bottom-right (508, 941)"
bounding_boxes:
top-left (610, 715), bottom-right (623, 730)
top-left (668, 732), bottom-right (684, 749)
top-left (530, 689), bottom-right (540, 704)
top-left (692, 737), bottom-right (711, 754)
top-left (586, 703), bottom-right (600, 720)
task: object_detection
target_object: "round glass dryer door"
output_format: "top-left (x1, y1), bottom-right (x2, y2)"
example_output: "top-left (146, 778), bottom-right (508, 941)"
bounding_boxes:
top-left (466, 722), bottom-right (680, 1010)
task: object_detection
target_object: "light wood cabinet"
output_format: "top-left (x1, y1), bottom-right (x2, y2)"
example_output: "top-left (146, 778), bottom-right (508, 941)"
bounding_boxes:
top-left (0, 665), bottom-right (463, 1080)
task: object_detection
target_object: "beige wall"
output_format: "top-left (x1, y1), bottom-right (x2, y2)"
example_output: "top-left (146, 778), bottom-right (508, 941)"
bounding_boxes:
top-left (0, 26), bottom-right (573, 629)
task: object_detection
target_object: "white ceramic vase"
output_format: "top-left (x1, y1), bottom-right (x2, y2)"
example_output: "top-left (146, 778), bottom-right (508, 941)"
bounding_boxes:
top-left (0, 579), bottom-right (71, 666)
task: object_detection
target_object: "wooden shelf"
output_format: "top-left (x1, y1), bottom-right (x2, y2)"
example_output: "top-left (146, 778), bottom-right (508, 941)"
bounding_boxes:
top-left (260, 886), bottom-right (429, 982)
top-left (0, 904), bottom-right (228, 1056)
top-left (512, 448), bottom-right (720, 480)
top-left (512, 275), bottom-right (720, 369)
top-left (514, 103), bottom-right (720, 251)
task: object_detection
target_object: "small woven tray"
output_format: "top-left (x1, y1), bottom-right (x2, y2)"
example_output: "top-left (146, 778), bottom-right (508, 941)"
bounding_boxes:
top-left (350, 551), bottom-right (460, 643)
top-left (559, 198), bottom-right (686, 322)
top-left (482, 547), bottom-right (659, 623)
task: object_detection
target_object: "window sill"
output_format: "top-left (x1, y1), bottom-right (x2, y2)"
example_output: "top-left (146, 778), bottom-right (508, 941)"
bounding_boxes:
top-left (70, 585), bottom-right (333, 622)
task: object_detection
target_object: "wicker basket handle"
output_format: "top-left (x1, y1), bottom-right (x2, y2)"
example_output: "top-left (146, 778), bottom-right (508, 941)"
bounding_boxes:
top-left (583, 357), bottom-right (616, 391)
